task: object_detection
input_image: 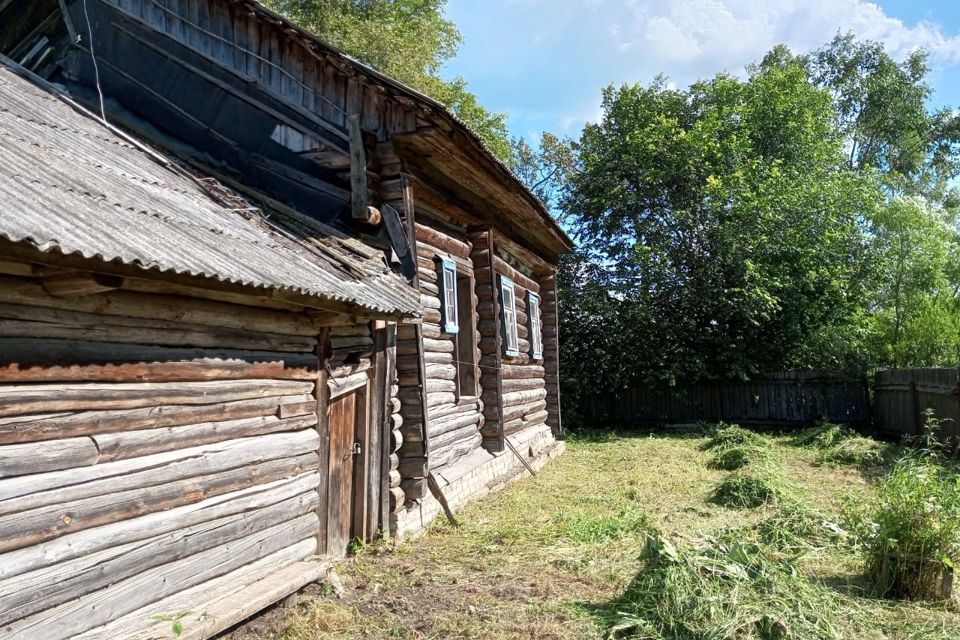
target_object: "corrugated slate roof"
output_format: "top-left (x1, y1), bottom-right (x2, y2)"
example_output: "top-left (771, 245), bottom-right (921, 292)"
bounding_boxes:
top-left (0, 63), bottom-right (419, 316)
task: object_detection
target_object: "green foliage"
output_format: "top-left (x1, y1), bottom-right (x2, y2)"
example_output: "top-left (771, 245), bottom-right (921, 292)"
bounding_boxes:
top-left (845, 451), bottom-right (960, 600)
top-left (701, 424), bottom-right (764, 451)
top-left (151, 610), bottom-right (192, 637)
top-left (606, 533), bottom-right (840, 639)
top-left (563, 61), bottom-right (881, 391)
top-left (807, 33), bottom-right (960, 208)
top-left (710, 466), bottom-right (791, 509)
top-left (708, 444), bottom-right (775, 471)
top-left (262, 0), bottom-right (513, 161)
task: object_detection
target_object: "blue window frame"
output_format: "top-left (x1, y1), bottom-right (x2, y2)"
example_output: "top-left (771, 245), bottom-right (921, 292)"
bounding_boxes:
top-left (500, 275), bottom-right (519, 357)
top-left (438, 257), bottom-right (459, 334)
top-left (528, 291), bottom-right (543, 359)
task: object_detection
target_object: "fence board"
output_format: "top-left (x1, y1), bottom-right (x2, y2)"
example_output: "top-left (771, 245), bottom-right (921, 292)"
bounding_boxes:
top-left (874, 368), bottom-right (960, 438)
top-left (583, 371), bottom-right (871, 428)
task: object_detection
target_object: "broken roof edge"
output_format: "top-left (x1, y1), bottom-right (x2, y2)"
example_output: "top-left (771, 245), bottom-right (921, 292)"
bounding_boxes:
top-left (0, 55), bottom-right (420, 318)
top-left (243, 0), bottom-right (574, 254)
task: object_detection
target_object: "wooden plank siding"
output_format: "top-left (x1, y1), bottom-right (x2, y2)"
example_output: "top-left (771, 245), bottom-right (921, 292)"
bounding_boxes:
top-left (874, 368), bottom-right (960, 438)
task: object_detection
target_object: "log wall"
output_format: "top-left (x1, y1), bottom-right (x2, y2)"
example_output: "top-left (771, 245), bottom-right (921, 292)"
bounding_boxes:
top-left (0, 266), bottom-right (338, 639)
top-left (395, 216), bottom-right (484, 503)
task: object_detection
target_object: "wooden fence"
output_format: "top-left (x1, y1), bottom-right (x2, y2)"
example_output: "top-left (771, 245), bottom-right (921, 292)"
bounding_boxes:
top-left (581, 372), bottom-right (871, 428)
top-left (874, 368), bottom-right (960, 438)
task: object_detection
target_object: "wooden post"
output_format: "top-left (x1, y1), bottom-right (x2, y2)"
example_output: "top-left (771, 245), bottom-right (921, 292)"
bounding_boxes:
top-left (315, 327), bottom-right (331, 555)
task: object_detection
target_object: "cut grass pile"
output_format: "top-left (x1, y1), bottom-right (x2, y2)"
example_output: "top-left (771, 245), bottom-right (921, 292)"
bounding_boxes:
top-left (708, 443), bottom-right (777, 470)
top-left (710, 465), bottom-right (792, 508)
top-left (793, 421), bottom-right (894, 469)
top-left (757, 499), bottom-right (845, 550)
top-left (701, 423), bottom-right (764, 450)
top-left (608, 534), bottom-right (842, 640)
top-left (793, 421), bottom-right (855, 449)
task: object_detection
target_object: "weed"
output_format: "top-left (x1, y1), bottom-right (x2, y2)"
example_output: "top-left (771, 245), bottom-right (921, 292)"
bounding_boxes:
top-left (605, 533), bottom-right (840, 639)
top-left (845, 451), bottom-right (960, 600)
top-left (701, 423), bottom-right (763, 451)
top-left (710, 465), bottom-right (791, 509)
top-left (557, 506), bottom-right (650, 543)
top-left (708, 444), bottom-right (777, 471)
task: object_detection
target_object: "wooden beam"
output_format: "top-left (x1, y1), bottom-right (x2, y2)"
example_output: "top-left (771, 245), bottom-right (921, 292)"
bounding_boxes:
top-left (40, 272), bottom-right (123, 297)
top-left (349, 114), bottom-right (371, 222)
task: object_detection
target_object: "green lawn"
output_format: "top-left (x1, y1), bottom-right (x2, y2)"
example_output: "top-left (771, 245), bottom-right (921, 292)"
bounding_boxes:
top-left (225, 430), bottom-right (960, 639)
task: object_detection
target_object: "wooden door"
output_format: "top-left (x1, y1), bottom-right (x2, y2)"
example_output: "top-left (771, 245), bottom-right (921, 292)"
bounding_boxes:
top-left (327, 390), bottom-right (358, 555)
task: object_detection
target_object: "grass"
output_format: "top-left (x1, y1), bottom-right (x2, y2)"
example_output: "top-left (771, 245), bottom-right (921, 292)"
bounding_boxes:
top-left (708, 443), bottom-right (777, 470)
top-left (223, 429), bottom-right (960, 640)
top-left (709, 464), bottom-right (792, 508)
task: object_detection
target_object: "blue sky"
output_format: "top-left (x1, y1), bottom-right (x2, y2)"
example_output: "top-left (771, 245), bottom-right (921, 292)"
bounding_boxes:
top-left (443, 0), bottom-right (960, 142)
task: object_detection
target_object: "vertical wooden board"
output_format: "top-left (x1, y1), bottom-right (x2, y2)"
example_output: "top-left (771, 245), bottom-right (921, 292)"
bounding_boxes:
top-left (327, 392), bottom-right (355, 555)
top-left (367, 324), bottom-right (387, 538)
top-left (350, 386), bottom-right (370, 544)
top-left (314, 328), bottom-right (331, 554)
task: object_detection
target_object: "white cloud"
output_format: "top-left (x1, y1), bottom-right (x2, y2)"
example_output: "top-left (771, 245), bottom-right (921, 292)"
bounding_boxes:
top-left (617, 0), bottom-right (960, 70)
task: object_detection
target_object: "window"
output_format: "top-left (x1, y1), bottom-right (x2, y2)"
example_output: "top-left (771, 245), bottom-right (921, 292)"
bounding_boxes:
top-left (455, 271), bottom-right (478, 397)
top-left (500, 276), bottom-right (519, 357)
top-left (438, 258), bottom-right (458, 334)
top-left (528, 291), bottom-right (543, 360)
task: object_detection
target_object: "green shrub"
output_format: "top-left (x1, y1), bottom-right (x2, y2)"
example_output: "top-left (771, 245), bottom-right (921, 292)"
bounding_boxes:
top-left (607, 533), bottom-right (840, 639)
top-left (817, 437), bottom-right (891, 468)
top-left (710, 466), bottom-right (790, 509)
top-left (845, 452), bottom-right (960, 600)
top-left (701, 423), bottom-right (763, 451)
top-left (708, 444), bottom-right (776, 471)
top-left (758, 500), bottom-right (845, 550)
top-left (793, 421), bottom-right (855, 449)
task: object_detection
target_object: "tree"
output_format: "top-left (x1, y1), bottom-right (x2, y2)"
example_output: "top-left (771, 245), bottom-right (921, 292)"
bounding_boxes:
top-left (510, 132), bottom-right (577, 215)
top-left (562, 63), bottom-right (882, 387)
top-left (263, 0), bottom-right (513, 162)
top-left (807, 33), bottom-right (960, 209)
top-left (866, 197), bottom-right (960, 367)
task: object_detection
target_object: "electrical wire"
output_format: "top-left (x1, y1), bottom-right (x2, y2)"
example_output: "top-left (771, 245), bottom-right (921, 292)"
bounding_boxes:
top-left (80, 0), bottom-right (107, 123)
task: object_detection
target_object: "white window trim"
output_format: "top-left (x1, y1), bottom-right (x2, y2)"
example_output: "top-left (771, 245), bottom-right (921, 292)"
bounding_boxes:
top-left (528, 291), bottom-right (543, 360)
top-left (500, 275), bottom-right (519, 357)
top-left (439, 257), bottom-right (459, 334)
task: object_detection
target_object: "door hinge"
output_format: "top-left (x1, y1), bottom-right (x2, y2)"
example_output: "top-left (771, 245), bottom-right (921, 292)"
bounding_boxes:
top-left (352, 441), bottom-right (362, 456)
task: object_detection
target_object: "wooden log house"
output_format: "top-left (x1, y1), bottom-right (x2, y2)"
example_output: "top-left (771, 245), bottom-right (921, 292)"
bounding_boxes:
top-left (0, 0), bottom-right (572, 636)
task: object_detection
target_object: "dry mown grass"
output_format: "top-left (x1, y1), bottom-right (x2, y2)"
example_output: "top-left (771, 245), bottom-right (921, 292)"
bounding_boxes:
top-left (223, 431), bottom-right (960, 640)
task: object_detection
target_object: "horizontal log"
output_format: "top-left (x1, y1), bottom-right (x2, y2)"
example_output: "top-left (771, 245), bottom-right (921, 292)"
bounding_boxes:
top-left (390, 428), bottom-right (403, 452)
top-left (400, 478), bottom-right (426, 500)
top-left (398, 457), bottom-right (427, 478)
top-left (389, 486), bottom-right (406, 512)
top-left (429, 421), bottom-right (482, 451)
top-left (417, 267), bottom-right (438, 284)
top-left (0, 275), bottom-right (321, 336)
top-left (0, 394), bottom-right (313, 445)
top-left (397, 352), bottom-right (452, 370)
top-left (4, 515), bottom-right (319, 640)
top-left (328, 325), bottom-right (370, 337)
top-left (93, 414), bottom-right (318, 463)
top-left (0, 338), bottom-right (318, 384)
top-left (0, 490), bottom-right (319, 625)
top-left (499, 377), bottom-right (546, 393)
top-left (329, 336), bottom-right (374, 351)
top-left (423, 308), bottom-right (441, 324)
top-left (501, 399), bottom-right (548, 423)
top-left (0, 438), bottom-right (99, 478)
top-left (420, 294), bottom-right (441, 311)
top-left (498, 388), bottom-right (548, 407)
top-left (0, 379), bottom-right (315, 418)
top-left (494, 255), bottom-right (539, 293)
top-left (0, 429), bottom-right (320, 513)
top-left (428, 433), bottom-right (483, 471)
top-left (0, 472), bottom-right (319, 582)
top-left (0, 450), bottom-right (319, 554)
top-left (419, 280), bottom-right (440, 297)
top-left (499, 364), bottom-right (545, 380)
top-left (422, 337), bottom-right (455, 354)
top-left (397, 439), bottom-right (424, 458)
top-left (400, 423), bottom-right (424, 443)
top-left (428, 411), bottom-right (481, 438)
top-left (72, 539), bottom-right (320, 640)
top-left (415, 223), bottom-right (472, 259)
top-left (0, 313), bottom-right (314, 354)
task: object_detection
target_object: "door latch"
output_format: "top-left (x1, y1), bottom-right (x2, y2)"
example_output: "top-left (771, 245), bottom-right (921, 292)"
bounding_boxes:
top-left (352, 441), bottom-right (362, 456)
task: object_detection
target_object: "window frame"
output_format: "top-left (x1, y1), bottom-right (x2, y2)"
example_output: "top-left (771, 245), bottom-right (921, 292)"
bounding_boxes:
top-left (500, 275), bottom-right (520, 357)
top-left (528, 291), bottom-right (543, 360)
top-left (438, 257), bottom-right (459, 334)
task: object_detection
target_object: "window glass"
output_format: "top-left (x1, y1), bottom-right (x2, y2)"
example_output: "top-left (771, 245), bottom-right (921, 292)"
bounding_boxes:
top-left (439, 258), bottom-right (458, 333)
top-left (501, 276), bottom-right (519, 356)
top-left (528, 292), bottom-right (543, 359)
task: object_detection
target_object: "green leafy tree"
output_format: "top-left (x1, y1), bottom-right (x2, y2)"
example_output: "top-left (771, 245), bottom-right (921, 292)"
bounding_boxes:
top-left (866, 197), bottom-right (960, 367)
top-left (807, 33), bottom-right (960, 209)
top-left (263, 0), bottom-right (513, 161)
top-left (563, 63), bottom-right (882, 387)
